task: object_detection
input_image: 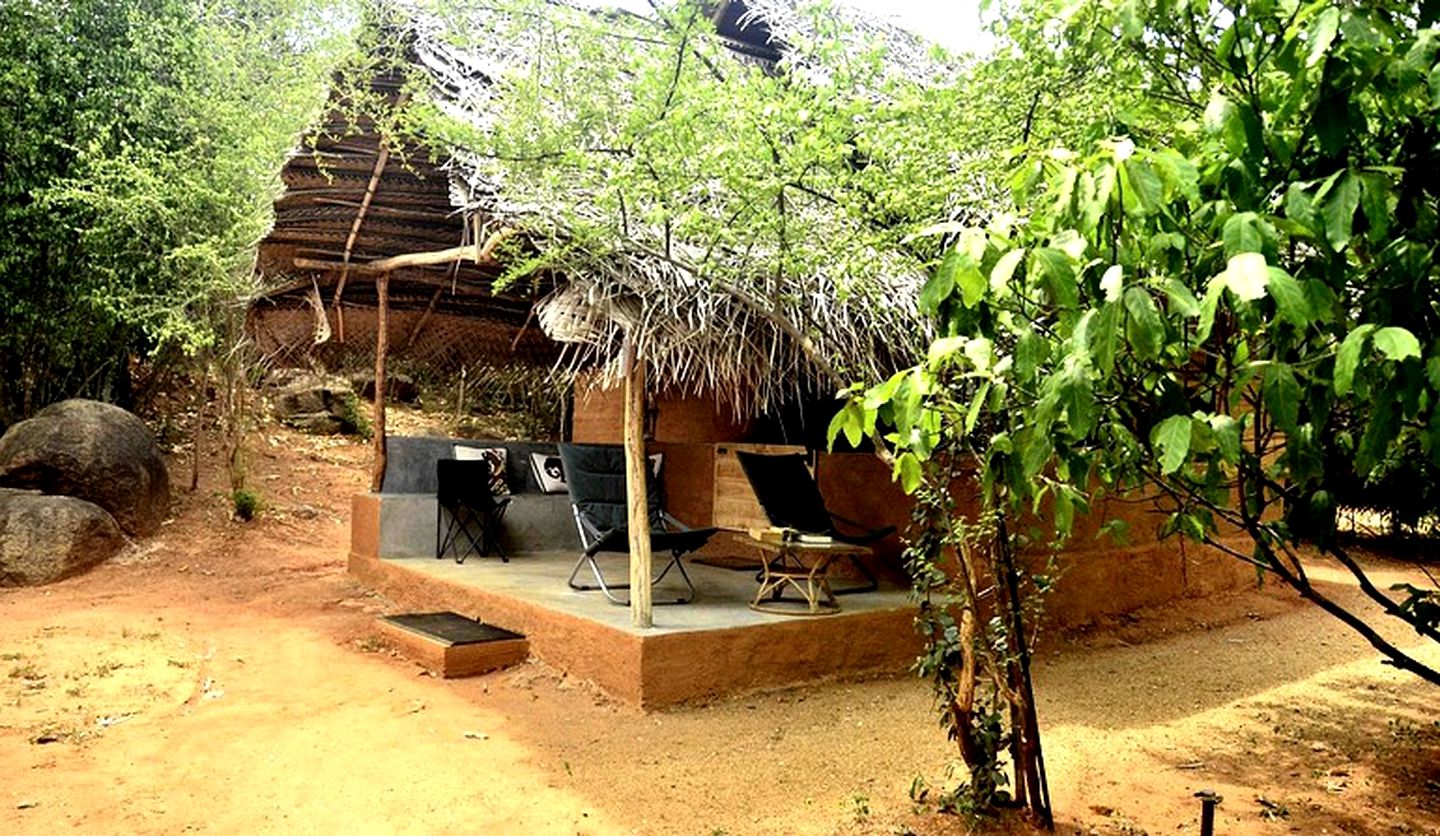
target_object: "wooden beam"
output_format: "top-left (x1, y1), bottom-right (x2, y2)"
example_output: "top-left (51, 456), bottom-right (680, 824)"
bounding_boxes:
top-left (364, 243), bottom-right (476, 273)
top-left (334, 140), bottom-right (393, 342)
top-left (295, 257), bottom-right (389, 276)
top-left (364, 226), bottom-right (516, 273)
top-left (623, 335), bottom-right (653, 628)
top-left (370, 271), bottom-right (391, 492)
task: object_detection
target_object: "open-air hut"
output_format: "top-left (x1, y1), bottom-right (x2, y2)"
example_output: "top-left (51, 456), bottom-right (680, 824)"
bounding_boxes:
top-left (250, 0), bottom-right (939, 624)
top-left (249, 1), bottom-right (1258, 702)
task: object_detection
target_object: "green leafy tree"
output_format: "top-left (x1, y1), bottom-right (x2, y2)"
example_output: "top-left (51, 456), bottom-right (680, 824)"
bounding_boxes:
top-left (849, 1), bottom-right (1440, 754)
top-left (0, 0), bottom-right (354, 428)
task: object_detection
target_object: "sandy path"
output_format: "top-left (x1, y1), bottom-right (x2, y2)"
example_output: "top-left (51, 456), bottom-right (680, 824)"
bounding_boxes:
top-left (1, 429), bottom-right (1437, 835)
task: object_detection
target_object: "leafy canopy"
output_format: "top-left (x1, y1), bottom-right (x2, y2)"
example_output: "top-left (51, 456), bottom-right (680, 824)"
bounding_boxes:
top-left (0, 0), bottom-right (355, 424)
top-left (844, 0), bottom-right (1440, 681)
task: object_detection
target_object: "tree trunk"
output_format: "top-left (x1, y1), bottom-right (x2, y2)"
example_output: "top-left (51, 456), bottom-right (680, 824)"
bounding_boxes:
top-left (623, 334), bottom-right (653, 628)
top-left (370, 272), bottom-right (390, 493)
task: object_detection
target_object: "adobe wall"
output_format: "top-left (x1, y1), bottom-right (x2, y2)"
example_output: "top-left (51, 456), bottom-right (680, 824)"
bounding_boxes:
top-left (567, 385), bottom-right (1256, 630)
top-left (813, 452), bottom-right (1254, 628)
top-left (570, 374), bottom-right (752, 444)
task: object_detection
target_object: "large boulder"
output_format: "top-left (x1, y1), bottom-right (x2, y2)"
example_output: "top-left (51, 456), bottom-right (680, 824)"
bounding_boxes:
top-left (0, 399), bottom-right (171, 537)
top-left (0, 488), bottom-right (125, 586)
top-left (266, 370), bottom-right (363, 435)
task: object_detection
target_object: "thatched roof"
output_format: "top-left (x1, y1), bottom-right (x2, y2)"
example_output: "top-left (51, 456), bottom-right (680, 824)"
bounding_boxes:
top-left (252, 0), bottom-right (943, 407)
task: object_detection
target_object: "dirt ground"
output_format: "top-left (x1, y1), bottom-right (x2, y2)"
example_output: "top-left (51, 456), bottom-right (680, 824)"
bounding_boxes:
top-left (2, 419), bottom-right (1438, 835)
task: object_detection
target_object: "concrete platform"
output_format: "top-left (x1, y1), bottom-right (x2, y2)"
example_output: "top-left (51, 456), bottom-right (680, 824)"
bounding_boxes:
top-left (349, 545), bottom-right (921, 708)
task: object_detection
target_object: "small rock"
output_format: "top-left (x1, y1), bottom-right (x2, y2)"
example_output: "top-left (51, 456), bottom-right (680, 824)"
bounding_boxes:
top-left (463, 731), bottom-right (488, 740)
top-left (16, 800), bottom-right (38, 810)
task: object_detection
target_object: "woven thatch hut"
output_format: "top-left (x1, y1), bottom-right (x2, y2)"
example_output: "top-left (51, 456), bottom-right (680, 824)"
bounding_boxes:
top-left (250, 0), bottom-right (944, 624)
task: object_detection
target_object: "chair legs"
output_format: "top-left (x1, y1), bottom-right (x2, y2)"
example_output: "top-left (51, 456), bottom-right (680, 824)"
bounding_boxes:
top-left (436, 500), bottom-right (509, 564)
top-left (437, 503), bottom-right (481, 563)
top-left (566, 551), bottom-right (697, 605)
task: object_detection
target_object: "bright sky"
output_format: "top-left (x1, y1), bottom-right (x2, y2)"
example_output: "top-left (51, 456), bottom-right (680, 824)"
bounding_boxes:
top-left (840, 0), bottom-right (991, 54)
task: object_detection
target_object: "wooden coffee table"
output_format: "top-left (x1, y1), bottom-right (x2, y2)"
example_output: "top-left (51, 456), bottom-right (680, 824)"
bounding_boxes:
top-left (745, 538), bottom-right (872, 616)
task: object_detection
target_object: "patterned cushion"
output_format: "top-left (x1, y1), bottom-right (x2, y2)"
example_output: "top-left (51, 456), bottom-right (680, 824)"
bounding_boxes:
top-left (525, 450), bottom-right (662, 495)
top-left (529, 452), bottom-right (568, 494)
top-left (453, 445), bottom-right (510, 495)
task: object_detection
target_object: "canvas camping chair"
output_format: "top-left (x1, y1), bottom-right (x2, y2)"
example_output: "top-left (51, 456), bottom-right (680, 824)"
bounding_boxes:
top-left (435, 458), bottom-right (512, 563)
top-left (735, 451), bottom-right (895, 594)
top-left (558, 443), bottom-right (718, 605)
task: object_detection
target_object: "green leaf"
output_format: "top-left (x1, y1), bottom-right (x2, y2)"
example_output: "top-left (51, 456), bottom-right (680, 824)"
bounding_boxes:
top-left (1121, 159), bottom-right (1163, 216)
top-left (1263, 363), bottom-right (1302, 433)
top-left (1321, 171), bottom-right (1360, 251)
top-left (863, 371), bottom-right (906, 409)
top-left (1372, 326), bottom-right (1421, 361)
top-left (1014, 329), bottom-right (1048, 382)
top-left (896, 452), bottom-right (923, 493)
top-left (1021, 430), bottom-right (1054, 480)
top-left (919, 249), bottom-right (958, 314)
top-left (955, 252), bottom-right (987, 308)
top-left (1266, 267), bottom-right (1311, 327)
top-left (1306, 7), bottom-right (1341, 67)
top-left (1283, 183), bottom-right (1318, 235)
top-left (1222, 211), bottom-right (1265, 256)
top-left (1162, 277), bottom-right (1201, 318)
top-left (843, 405), bottom-right (864, 448)
top-left (827, 402), bottom-right (861, 450)
top-left (964, 381), bottom-right (990, 434)
top-left (1335, 324), bottom-right (1377, 395)
top-left (1358, 172), bottom-right (1392, 242)
top-left (1123, 286), bottom-right (1164, 360)
top-left (989, 248), bottom-right (1025, 293)
top-left (1032, 248), bottom-right (1078, 309)
top-left (1090, 301), bottom-right (1121, 376)
top-left (1060, 364), bottom-right (1096, 437)
top-left (1197, 277), bottom-right (1226, 344)
top-left (1152, 414), bottom-right (1192, 474)
top-left (1208, 415), bottom-right (1241, 465)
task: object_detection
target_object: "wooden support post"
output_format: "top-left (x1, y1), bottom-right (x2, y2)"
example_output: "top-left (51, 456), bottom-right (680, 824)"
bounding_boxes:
top-left (370, 272), bottom-right (391, 492)
top-left (333, 142), bottom-right (392, 344)
top-left (622, 334), bottom-right (653, 628)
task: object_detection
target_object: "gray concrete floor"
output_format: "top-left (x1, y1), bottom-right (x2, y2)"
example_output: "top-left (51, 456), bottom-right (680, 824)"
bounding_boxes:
top-left (383, 550), bottom-right (914, 636)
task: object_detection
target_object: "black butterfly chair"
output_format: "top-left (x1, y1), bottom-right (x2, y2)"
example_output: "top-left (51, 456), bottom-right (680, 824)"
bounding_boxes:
top-left (559, 443), bottom-right (718, 605)
top-left (435, 458), bottom-right (511, 563)
top-left (735, 451), bottom-right (895, 594)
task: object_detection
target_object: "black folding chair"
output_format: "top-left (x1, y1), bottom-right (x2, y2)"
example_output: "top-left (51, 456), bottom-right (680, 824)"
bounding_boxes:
top-left (735, 451), bottom-right (895, 594)
top-left (435, 458), bottom-right (512, 563)
top-left (559, 443), bottom-right (717, 605)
